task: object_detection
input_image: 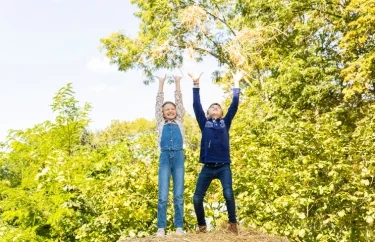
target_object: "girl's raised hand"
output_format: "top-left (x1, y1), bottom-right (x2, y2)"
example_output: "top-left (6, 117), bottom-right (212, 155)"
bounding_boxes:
top-left (156, 74), bottom-right (167, 92)
top-left (156, 74), bottom-right (167, 83)
top-left (173, 76), bottom-right (182, 91)
top-left (173, 76), bottom-right (182, 82)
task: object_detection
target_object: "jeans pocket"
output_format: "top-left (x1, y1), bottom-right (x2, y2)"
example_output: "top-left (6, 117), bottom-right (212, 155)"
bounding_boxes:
top-left (159, 152), bottom-right (169, 165)
top-left (175, 151), bottom-right (185, 168)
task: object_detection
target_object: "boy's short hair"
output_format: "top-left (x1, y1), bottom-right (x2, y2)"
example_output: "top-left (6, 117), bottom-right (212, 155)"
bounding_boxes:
top-left (162, 101), bottom-right (176, 108)
top-left (206, 103), bottom-right (223, 116)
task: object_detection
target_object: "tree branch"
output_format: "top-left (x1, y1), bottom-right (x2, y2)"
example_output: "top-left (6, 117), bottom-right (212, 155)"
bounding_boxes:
top-left (201, 31), bottom-right (235, 68)
top-left (187, 0), bottom-right (237, 37)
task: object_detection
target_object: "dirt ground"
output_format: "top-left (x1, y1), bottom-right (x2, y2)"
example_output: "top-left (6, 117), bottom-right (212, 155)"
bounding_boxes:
top-left (120, 228), bottom-right (289, 242)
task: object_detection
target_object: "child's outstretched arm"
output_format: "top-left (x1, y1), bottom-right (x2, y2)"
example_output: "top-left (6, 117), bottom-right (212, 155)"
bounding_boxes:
top-left (173, 76), bottom-right (185, 123)
top-left (155, 75), bottom-right (166, 128)
top-left (189, 72), bottom-right (206, 130)
top-left (224, 71), bottom-right (243, 129)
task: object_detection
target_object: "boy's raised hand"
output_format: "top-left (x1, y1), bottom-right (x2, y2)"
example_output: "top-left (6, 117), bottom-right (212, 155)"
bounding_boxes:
top-left (188, 72), bottom-right (203, 84)
top-left (232, 70), bottom-right (245, 88)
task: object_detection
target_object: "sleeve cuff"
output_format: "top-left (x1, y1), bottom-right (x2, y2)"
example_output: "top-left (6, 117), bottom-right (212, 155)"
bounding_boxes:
top-left (233, 88), bottom-right (240, 93)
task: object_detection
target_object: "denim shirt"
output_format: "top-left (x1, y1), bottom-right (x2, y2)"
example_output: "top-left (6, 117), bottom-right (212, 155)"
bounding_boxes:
top-left (160, 122), bottom-right (183, 151)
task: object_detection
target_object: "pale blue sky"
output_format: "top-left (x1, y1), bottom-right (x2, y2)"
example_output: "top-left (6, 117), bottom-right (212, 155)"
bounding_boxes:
top-left (0, 0), bottom-right (224, 141)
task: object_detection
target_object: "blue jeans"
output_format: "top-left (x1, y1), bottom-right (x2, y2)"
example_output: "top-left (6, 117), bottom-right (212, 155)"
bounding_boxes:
top-left (193, 163), bottom-right (237, 226)
top-left (157, 150), bottom-right (185, 228)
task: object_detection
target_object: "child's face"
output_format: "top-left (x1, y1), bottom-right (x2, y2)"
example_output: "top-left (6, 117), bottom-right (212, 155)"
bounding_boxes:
top-left (208, 104), bottom-right (223, 119)
top-left (163, 103), bottom-right (177, 120)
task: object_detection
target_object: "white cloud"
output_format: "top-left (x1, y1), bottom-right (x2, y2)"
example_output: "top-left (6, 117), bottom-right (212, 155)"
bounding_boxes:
top-left (87, 57), bottom-right (117, 74)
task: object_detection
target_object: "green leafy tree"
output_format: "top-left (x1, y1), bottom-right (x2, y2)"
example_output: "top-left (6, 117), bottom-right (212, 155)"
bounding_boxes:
top-left (0, 85), bottom-right (206, 241)
top-left (50, 83), bottom-right (92, 155)
top-left (101, 0), bottom-right (375, 241)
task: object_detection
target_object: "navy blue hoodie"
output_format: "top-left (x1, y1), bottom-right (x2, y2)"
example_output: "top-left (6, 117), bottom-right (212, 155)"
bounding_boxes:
top-left (193, 88), bottom-right (240, 163)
